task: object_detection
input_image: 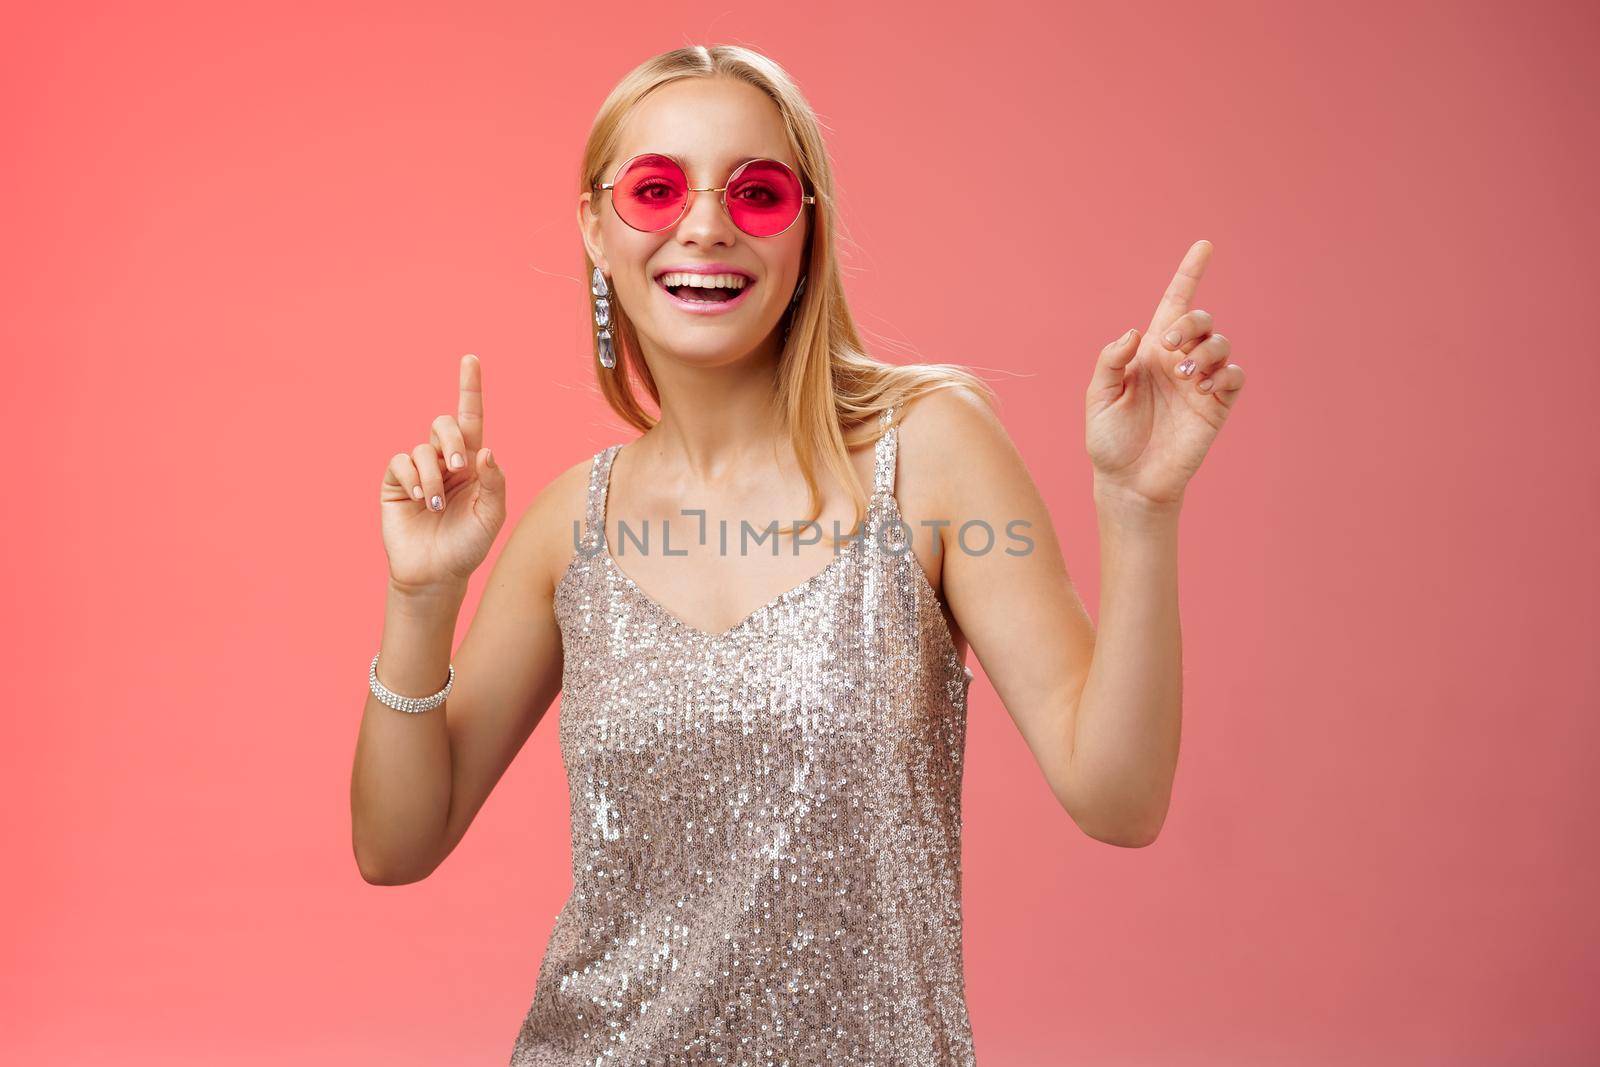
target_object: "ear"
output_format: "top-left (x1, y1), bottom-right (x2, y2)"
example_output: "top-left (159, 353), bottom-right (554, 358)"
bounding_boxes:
top-left (577, 191), bottom-right (607, 273)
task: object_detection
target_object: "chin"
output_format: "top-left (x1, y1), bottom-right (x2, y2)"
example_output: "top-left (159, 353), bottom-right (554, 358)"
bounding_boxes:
top-left (660, 335), bottom-right (764, 365)
top-left (644, 320), bottom-right (776, 364)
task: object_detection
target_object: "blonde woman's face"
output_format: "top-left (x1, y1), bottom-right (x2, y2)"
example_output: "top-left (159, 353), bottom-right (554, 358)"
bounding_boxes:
top-left (579, 77), bottom-right (809, 369)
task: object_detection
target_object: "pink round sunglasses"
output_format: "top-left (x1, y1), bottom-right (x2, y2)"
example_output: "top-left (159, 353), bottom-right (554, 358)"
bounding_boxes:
top-left (594, 153), bottom-right (816, 238)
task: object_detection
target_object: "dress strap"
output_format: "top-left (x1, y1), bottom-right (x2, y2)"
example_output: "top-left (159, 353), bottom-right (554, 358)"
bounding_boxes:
top-left (872, 404), bottom-right (899, 500)
top-left (582, 444), bottom-right (622, 551)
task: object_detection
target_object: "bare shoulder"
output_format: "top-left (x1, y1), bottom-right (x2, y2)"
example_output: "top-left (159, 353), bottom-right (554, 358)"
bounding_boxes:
top-left (894, 383), bottom-right (1016, 517)
top-left (498, 450), bottom-right (601, 599)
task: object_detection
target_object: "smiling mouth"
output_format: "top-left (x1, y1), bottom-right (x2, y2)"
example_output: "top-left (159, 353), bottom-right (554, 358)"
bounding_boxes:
top-left (654, 275), bottom-right (756, 312)
top-left (656, 279), bottom-right (752, 303)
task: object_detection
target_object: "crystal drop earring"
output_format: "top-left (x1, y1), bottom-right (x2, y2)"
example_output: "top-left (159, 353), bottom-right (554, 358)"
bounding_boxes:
top-left (591, 267), bottom-right (616, 369)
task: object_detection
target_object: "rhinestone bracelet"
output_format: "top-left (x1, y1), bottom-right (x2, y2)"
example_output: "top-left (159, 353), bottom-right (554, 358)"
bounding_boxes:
top-left (369, 651), bottom-right (454, 714)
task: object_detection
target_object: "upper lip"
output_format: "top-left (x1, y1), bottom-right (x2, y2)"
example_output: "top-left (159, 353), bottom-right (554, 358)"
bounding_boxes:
top-left (653, 263), bottom-right (756, 281)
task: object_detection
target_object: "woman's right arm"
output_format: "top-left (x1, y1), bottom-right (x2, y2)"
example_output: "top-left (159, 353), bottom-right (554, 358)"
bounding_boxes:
top-left (349, 354), bottom-right (582, 885)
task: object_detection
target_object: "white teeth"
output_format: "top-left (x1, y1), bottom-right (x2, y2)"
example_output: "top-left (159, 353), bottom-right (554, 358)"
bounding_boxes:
top-left (657, 272), bottom-right (748, 290)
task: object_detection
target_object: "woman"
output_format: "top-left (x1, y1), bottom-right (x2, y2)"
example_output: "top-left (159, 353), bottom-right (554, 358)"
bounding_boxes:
top-left (350, 44), bottom-right (1244, 1066)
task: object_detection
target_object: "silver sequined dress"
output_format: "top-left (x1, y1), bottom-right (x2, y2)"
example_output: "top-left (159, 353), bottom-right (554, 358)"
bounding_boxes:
top-left (510, 406), bottom-right (978, 1065)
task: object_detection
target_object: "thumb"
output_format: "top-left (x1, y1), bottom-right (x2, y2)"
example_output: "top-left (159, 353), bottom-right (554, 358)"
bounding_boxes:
top-left (1088, 329), bottom-right (1140, 396)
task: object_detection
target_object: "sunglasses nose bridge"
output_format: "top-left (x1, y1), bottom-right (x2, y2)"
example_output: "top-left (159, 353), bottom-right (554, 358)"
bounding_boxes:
top-left (669, 185), bottom-right (737, 235)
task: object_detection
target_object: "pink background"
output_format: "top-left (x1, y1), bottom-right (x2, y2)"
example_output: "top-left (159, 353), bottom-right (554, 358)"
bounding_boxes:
top-left (4, 1), bottom-right (1595, 1063)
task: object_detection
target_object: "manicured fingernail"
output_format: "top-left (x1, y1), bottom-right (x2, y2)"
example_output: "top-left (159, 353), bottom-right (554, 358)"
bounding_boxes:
top-left (430, 494), bottom-right (443, 511)
top-left (1177, 359), bottom-right (1196, 377)
top-left (1164, 330), bottom-right (1183, 347)
top-left (411, 485), bottom-right (423, 499)
top-left (1197, 377), bottom-right (1214, 392)
top-left (450, 452), bottom-right (464, 469)
top-left (485, 449), bottom-right (495, 468)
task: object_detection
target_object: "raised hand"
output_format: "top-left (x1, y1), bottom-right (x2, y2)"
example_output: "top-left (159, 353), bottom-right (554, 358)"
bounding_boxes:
top-left (379, 354), bottom-right (507, 593)
top-left (1085, 240), bottom-right (1247, 508)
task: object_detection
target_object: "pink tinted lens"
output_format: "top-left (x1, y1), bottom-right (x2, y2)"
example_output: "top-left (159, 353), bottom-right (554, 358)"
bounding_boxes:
top-left (612, 154), bottom-right (688, 231)
top-left (727, 159), bottom-right (804, 237)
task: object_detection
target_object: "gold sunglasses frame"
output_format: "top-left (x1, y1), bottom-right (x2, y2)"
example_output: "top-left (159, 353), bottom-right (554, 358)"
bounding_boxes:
top-left (594, 153), bottom-right (817, 238)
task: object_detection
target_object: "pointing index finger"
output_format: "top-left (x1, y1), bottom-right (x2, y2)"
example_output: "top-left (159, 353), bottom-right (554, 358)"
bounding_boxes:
top-left (1147, 240), bottom-right (1214, 336)
top-left (459, 353), bottom-right (484, 453)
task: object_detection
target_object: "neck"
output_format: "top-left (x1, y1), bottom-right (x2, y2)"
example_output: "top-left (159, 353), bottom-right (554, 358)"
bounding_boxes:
top-left (634, 332), bottom-right (788, 482)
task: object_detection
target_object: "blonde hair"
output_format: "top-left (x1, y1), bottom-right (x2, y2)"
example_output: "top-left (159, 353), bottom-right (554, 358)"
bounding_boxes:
top-left (580, 44), bottom-right (995, 538)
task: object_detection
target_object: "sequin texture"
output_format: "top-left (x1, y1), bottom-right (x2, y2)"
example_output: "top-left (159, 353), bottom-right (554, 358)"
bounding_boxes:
top-left (510, 406), bottom-right (978, 1065)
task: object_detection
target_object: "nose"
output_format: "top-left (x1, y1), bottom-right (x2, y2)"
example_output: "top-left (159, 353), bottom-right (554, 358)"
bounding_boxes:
top-left (674, 185), bottom-right (737, 248)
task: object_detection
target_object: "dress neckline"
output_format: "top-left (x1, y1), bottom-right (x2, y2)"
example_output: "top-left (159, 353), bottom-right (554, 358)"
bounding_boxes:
top-left (550, 405), bottom-right (974, 678)
top-left (598, 524), bottom-right (862, 643)
top-left (591, 422), bottom-right (896, 643)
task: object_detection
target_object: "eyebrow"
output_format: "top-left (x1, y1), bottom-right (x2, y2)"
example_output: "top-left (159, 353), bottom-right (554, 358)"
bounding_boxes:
top-left (630, 152), bottom-right (777, 175)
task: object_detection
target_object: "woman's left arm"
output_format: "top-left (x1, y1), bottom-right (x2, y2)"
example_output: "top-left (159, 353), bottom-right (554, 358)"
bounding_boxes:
top-left (911, 240), bottom-right (1245, 848)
